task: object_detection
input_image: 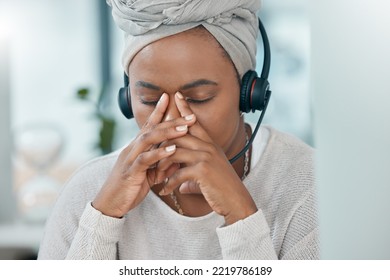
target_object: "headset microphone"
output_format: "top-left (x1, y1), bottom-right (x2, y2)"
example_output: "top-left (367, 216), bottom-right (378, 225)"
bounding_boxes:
top-left (117, 18), bottom-right (272, 164)
top-left (229, 18), bottom-right (272, 164)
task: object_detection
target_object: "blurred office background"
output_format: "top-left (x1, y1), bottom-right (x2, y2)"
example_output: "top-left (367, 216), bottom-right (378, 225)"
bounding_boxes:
top-left (0, 0), bottom-right (311, 259)
top-left (1, 0), bottom-right (388, 260)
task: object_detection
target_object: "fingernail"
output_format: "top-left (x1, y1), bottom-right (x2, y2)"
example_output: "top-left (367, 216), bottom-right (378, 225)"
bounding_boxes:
top-left (176, 92), bottom-right (184, 99)
top-left (165, 145), bottom-right (176, 153)
top-left (159, 189), bottom-right (165, 196)
top-left (176, 125), bottom-right (188, 132)
top-left (158, 93), bottom-right (167, 105)
top-left (184, 114), bottom-right (194, 121)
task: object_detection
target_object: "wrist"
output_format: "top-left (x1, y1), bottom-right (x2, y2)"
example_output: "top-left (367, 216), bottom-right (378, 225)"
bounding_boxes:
top-left (224, 204), bottom-right (258, 226)
top-left (91, 199), bottom-right (124, 219)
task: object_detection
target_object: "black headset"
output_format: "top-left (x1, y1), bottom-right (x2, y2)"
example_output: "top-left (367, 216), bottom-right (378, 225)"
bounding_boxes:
top-left (118, 18), bottom-right (272, 164)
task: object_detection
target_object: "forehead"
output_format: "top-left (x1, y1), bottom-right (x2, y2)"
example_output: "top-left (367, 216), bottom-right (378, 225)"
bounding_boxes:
top-left (129, 27), bottom-right (234, 84)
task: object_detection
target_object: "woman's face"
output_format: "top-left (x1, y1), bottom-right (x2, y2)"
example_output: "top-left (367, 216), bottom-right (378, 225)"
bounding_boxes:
top-left (128, 27), bottom-right (243, 157)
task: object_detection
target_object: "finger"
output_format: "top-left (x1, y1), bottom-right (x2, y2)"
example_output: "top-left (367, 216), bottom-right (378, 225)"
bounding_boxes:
top-left (179, 180), bottom-right (202, 194)
top-left (126, 114), bottom-right (196, 162)
top-left (155, 162), bottom-right (180, 185)
top-left (156, 147), bottom-right (210, 173)
top-left (175, 92), bottom-right (213, 143)
top-left (155, 135), bottom-right (217, 183)
top-left (130, 144), bottom-right (177, 175)
top-left (159, 166), bottom-right (195, 196)
top-left (145, 94), bottom-right (195, 129)
top-left (148, 112), bottom-right (196, 133)
top-left (175, 92), bottom-right (193, 117)
top-left (162, 133), bottom-right (213, 152)
top-left (143, 93), bottom-right (169, 129)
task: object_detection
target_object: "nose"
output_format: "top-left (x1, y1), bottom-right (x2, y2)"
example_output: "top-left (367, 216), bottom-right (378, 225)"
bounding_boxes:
top-left (162, 94), bottom-right (181, 122)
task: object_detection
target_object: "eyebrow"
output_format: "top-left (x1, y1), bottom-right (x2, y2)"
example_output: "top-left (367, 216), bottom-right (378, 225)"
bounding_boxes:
top-left (135, 81), bottom-right (161, 91)
top-left (179, 79), bottom-right (218, 91)
top-left (135, 79), bottom-right (218, 92)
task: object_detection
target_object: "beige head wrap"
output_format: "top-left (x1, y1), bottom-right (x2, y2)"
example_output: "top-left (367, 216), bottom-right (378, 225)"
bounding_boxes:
top-left (107, 0), bottom-right (261, 78)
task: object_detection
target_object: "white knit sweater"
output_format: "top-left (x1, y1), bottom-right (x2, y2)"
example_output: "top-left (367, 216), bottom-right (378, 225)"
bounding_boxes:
top-left (38, 126), bottom-right (319, 260)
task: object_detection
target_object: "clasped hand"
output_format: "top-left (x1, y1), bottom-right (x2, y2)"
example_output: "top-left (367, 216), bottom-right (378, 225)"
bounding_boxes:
top-left (92, 92), bottom-right (257, 225)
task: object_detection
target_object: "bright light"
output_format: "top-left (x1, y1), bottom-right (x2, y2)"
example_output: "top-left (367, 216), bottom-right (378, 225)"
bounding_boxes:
top-left (0, 3), bottom-right (17, 41)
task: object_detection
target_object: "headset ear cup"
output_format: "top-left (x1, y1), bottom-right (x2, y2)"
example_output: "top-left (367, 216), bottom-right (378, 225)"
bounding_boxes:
top-left (251, 77), bottom-right (269, 112)
top-left (118, 87), bottom-right (134, 119)
top-left (240, 70), bottom-right (258, 113)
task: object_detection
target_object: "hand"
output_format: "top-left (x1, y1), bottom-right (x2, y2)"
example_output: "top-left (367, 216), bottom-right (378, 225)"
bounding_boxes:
top-left (157, 92), bottom-right (258, 225)
top-left (92, 93), bottom-right (196, 218)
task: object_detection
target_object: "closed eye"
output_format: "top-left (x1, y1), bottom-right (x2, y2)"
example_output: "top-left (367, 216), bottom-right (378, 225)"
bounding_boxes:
top-left (140, 96), bottom-right (214, 106)
top-left (185, 96), bottom-right (214, 104)
top-left (140, 99), bottom-right (159, 106)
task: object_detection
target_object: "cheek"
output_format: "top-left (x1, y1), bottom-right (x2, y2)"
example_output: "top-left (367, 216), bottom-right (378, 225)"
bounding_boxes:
top-left (132, 102), bottom-right (154, 128)
top-left (193, 98), bottom-right (240, 148)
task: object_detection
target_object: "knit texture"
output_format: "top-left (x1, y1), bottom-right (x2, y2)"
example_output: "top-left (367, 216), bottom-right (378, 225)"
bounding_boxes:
top-left (38, 126), bottom-right (319, 260)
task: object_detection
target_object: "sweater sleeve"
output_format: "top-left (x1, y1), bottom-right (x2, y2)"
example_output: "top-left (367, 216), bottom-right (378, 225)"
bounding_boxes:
top-left (217, 126), bottom-right (320, 260)
top-left (216, 210), bottom-right (278, 259)
top-left (66, 203), bottom-right (125, 259)
top-left (38, 201), bottom-right (124, 260)
top-left (37, 155), bottom-right (125, 260)
top-left (216, 190), bottom-right (319, 260)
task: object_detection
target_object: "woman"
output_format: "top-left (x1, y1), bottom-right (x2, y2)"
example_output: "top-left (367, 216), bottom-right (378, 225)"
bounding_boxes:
top-left (38, 0), bottom-right (319, 259)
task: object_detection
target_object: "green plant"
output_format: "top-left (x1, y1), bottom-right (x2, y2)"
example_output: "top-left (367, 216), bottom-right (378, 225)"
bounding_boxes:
top-left (76, 87), bottom-right (116, 155)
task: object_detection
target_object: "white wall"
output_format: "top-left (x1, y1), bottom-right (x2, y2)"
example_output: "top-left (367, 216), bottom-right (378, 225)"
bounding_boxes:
top-left (311, 1), bottom-right (390, 259)
top-left (3, 0), bottom-right (101, 165)
top-left (0, 31), bottom-right (16, 223)
top-left (0, 0), bottom-right (101, 223)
